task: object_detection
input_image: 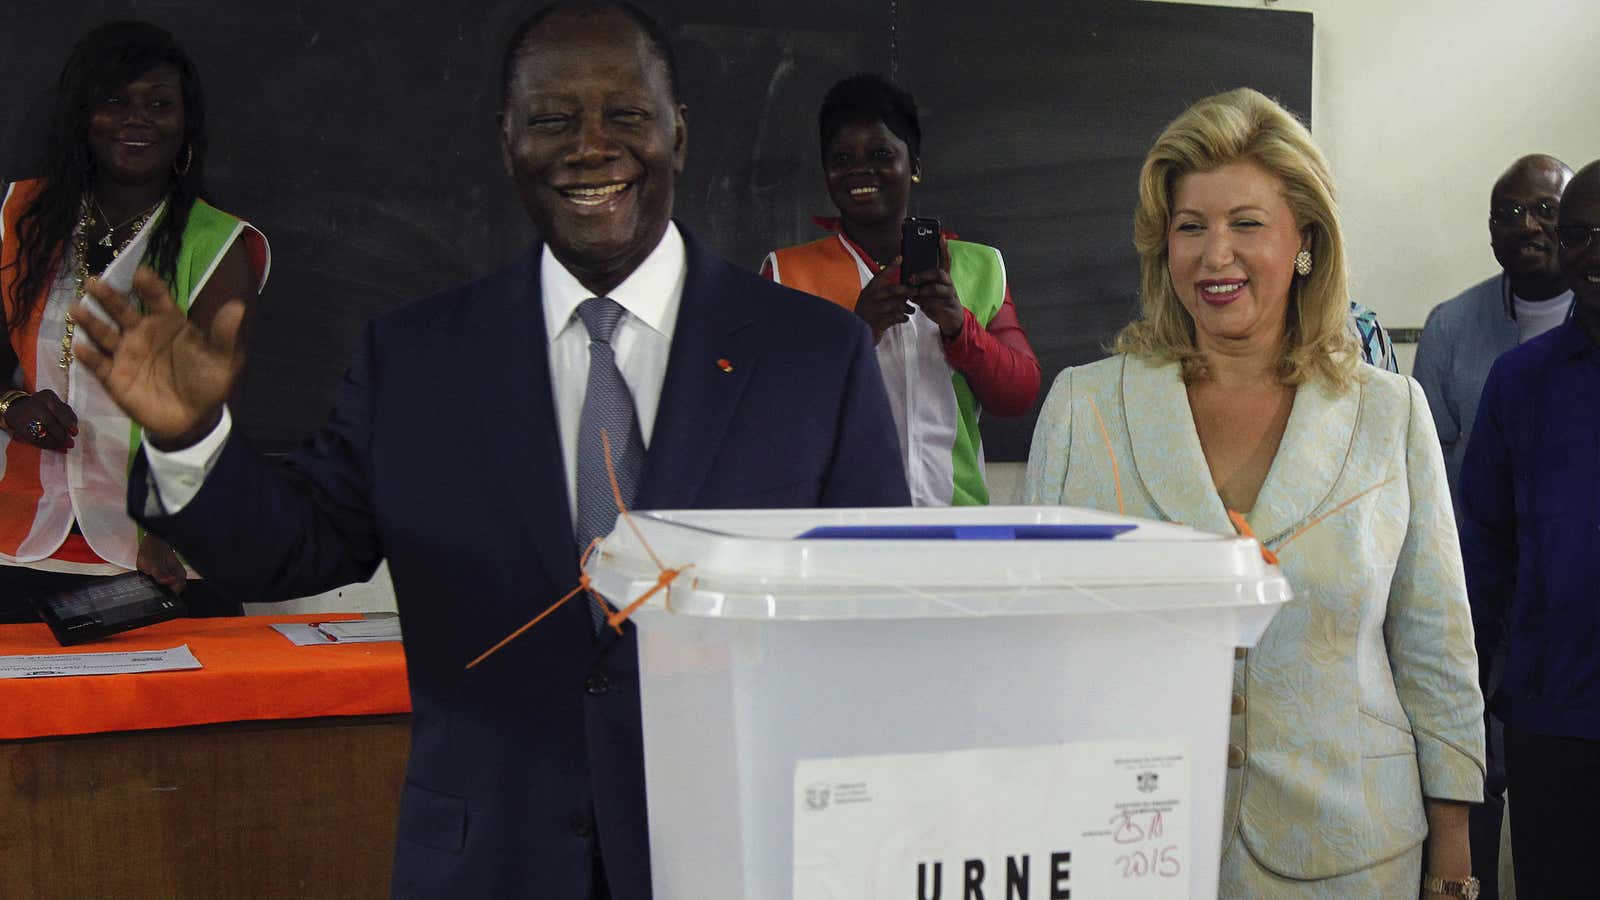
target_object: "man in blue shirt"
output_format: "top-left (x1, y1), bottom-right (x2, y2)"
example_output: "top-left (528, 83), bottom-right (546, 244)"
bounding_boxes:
top-left (1460, 158), bottom-right (1600, 899)
top-left (1415, 153), bottom-right (1572, 899)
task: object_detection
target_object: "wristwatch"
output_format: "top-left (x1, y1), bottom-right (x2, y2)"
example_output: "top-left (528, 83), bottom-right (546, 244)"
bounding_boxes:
top-left (1422, 873), bottom-right (1481, 899)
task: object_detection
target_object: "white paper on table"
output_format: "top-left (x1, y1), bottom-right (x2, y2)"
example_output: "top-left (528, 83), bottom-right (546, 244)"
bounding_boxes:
top-left (316, 618), bottom-right (401, 642)
top-left (271, 623), bottom-right (338, 646)
top-left (793, 736), bottom-right (1192, 899)
top-left (0, 644), bottom-right (201, 679)
top-left (271, 619), bottom-right (401, 646)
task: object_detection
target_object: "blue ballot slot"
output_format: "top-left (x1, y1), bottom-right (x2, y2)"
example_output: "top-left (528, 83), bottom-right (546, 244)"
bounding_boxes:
top-left (795, 524), bottom-right (1139, 540)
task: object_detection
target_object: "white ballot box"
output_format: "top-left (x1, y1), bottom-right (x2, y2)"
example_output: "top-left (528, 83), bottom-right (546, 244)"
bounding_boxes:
top-left (588, 506), bottom-right (1289, 900)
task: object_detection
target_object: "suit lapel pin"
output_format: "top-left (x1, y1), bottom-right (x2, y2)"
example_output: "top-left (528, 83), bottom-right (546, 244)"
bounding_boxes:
top-left (716, 358), bottom-right (733, 373)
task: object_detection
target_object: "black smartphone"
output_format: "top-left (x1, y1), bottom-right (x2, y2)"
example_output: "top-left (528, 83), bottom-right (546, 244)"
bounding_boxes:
top-left (900, 216), bottom-right (941, 285)
top-left (32, 572), bottom-right (187, 646)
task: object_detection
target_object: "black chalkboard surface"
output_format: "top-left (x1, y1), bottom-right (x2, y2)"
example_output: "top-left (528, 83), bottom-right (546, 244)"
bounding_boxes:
top-left (0, 0), bottom-right (1310, 460)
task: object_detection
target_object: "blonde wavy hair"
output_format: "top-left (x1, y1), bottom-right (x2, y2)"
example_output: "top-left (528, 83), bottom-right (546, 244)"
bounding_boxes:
top-left (1114, 88), bottom-right (1359, 388)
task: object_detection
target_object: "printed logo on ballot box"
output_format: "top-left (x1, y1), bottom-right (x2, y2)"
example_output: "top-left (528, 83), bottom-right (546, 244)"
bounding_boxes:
top-left (805, 782), bottom-right (830, 811)
top-left (792, 738), bottom-right (1191, 899)
top-left (804, 780), bottom-right (871, 813)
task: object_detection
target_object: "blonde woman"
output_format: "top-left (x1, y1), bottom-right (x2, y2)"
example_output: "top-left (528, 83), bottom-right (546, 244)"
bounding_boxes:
top-left (1023, 89), bottom-right (1484, 898)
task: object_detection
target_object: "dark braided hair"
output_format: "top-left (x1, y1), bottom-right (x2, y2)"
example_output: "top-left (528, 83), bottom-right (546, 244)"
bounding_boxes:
top-left (7, 20), bottom-right (208, 332)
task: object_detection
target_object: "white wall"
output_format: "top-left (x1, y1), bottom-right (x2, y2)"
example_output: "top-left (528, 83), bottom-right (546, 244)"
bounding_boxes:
top-left (1144, 0), bottom-right (1600, 373)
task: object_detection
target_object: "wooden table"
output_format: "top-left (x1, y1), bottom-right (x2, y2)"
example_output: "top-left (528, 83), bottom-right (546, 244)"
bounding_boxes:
top-left (0, 616), bottom-right (411, 900)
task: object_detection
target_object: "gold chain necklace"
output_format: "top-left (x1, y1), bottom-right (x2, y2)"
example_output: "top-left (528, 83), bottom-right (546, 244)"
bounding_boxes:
top-left (91, 197), bottom-right (158, 248)
top-left (61, 200), bottom-right (159, 369)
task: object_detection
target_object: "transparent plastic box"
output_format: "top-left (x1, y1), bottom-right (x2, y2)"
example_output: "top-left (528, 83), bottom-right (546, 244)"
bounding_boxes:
top-left (588, 505), bottom-right (1290, 899)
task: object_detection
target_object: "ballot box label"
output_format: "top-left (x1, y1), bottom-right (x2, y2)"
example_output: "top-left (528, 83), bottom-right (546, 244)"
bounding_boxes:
top-left (793, 736), bottom-right (1191, 899)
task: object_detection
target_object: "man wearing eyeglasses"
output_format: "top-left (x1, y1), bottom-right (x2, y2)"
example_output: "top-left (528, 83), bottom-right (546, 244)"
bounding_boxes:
top-left (1413, 153), bottom-right (1572, 900)
top-left (1458, 158), bottom-right (1600, 900)
top-left (1416, 155), bottom-right (1573, 504)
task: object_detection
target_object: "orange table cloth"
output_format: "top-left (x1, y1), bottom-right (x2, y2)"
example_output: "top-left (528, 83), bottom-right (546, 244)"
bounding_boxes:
top-left (0, 614), bottom-right (410, 740)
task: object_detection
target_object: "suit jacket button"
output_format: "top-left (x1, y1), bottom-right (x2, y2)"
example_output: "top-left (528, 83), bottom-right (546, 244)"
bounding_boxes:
top-left (585, 673), bottom-right (610, 696)
top-left (1230, 693), bottom-right (1246, 715)
top-left (1227, 744), bottom-right (1247, 768)
top-left (569, 815), bottom-right (594, 838)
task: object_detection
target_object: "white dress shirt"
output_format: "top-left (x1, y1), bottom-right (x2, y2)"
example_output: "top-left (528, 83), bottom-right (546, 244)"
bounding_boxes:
top-left (145, 223), bottom-right (687, 524)
top-left (543, 223), bottom-right (684, 521)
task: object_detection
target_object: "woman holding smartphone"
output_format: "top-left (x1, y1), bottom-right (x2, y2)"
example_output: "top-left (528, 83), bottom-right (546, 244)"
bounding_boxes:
top-left (761, 73), bottom-right (1040, 507)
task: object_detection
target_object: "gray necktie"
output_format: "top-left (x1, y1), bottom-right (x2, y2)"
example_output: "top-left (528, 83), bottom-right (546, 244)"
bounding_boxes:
top-left (574, 297), bottom-right (645, 633)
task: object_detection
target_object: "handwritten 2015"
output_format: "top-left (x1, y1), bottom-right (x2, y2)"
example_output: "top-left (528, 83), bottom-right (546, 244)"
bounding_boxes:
top-left (1111, 811), bottom-right (1182, 880)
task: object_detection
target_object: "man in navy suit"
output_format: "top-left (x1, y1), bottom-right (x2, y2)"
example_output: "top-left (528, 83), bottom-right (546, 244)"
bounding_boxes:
top-left (72, 3), bottom-right (909, 898)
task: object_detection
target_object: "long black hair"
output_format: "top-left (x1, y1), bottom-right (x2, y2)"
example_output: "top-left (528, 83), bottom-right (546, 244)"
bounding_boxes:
top-left (7, 20), bottom-right (208, 331)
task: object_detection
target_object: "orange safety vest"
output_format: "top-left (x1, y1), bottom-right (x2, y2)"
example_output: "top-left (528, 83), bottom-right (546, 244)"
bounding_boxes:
top-left (764, 234), bottom-right (1006, 506)
top-left (0, 179), bottom-right (269, 571)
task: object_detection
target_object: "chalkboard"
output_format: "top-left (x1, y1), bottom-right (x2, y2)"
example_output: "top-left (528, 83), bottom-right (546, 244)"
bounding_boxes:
top-left (0, 0), bottom-right (1311, 460)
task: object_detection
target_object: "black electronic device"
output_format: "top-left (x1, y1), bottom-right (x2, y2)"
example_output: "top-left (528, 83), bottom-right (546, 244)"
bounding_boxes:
top-left (32, 572), bottom-right (187, 646)
top-left (900, 216), bottom-right (942, 285)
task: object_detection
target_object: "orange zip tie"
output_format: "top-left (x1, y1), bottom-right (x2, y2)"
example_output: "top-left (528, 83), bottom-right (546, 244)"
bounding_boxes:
top-left (1226, 508), bottom-right (1280, 566)
top-left (465, 537), bottom-right (605, 670)
top-left (1224, 475), bottom-right (1397, 569)
top-left (604, 565), bottom-right (691, 631)
top-left (579, 531), bottom-right (618, 626)
top-left (1275, 476), bottom-right (1397, 552)
top-left (466, 428), bottom-right (689, 666)
top-left (595, 429), bottom-right (691, 634)
top-left (1085, 395), bottom-right (1125, 516)
top-left (602, 429), bottom-right (666, 573)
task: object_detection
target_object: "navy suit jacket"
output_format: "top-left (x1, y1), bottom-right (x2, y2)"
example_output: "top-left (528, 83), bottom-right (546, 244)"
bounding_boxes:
top-left (130, 227), bottom-right (910, 899)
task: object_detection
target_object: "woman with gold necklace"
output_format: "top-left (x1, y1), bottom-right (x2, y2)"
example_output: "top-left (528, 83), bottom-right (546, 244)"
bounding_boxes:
top-left (0, 21), bottom-right (269, 619)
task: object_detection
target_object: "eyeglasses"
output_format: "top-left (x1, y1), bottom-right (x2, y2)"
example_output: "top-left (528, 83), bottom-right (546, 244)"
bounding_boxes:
top-left (1555, 224), bottom-right (1600, 252)
top-left (1489, 200), bottom-right (1559, 226)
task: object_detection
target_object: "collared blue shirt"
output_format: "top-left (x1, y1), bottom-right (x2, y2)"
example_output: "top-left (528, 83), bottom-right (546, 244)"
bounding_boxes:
top-left (1461, 320), bottom-right (1600, 739)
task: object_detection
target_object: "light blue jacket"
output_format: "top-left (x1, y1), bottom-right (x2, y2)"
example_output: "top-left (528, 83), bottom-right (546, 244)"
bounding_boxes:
top-left (1413, 276), bottom-right (1518, 514)
top-left (1024, 354), bottom-right (1485, 880)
